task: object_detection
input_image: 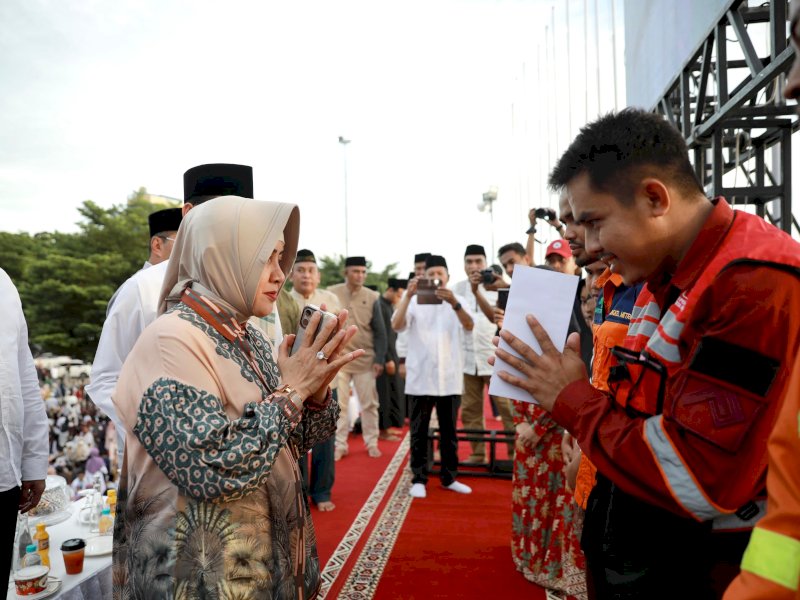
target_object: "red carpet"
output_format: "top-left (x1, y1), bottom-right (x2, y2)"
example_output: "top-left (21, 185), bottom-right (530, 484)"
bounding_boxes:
top-left (312, 395), bottom-right (546, 598)
top-left (311, 431), bottom-right (406, 565)
top-left (373, 477), bottom-right (545, 600)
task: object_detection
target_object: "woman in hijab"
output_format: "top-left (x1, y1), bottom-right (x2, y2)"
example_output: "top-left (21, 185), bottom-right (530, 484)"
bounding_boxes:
top-left (111, 196), bottom-right (362, 600)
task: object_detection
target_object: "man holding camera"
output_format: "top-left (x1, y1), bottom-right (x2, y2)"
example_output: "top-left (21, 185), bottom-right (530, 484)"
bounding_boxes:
top-left (452, 244), bottom-right (515, 464)
top-left (392, 255), bottom-right (474, 498)
top-left (329, 256), bottom-right (388, 460)
top-left (289, 249), bottom-right (340, 511)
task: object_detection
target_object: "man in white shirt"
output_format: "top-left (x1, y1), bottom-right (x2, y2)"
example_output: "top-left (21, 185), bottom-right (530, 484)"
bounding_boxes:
top-left (0, 269), bottom-right (48, 585)
top-left (104, 207), bottom-right (182, 317)
top-left (392, 255), bottom-right (474, 498)
top-left (86, 164), bottom-right (255, 460)
top-left (452, 244), bottom-right (515, 463)
top-left (289, 249), bottom-right (340, 511)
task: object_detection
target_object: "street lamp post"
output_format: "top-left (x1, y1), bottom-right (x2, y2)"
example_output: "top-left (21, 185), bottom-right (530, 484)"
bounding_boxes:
top-left (338, 136), bottom-right (351, 257)
top-left (478, 187), bottom-right (499, 260)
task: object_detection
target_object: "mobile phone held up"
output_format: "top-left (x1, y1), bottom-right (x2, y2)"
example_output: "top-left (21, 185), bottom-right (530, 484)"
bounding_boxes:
top-left (291, 304), bottom-right (339, 356)
top-left (417, 278), bottom-right (443, 304)
top-left (497, 289), bottom-right (509, 311)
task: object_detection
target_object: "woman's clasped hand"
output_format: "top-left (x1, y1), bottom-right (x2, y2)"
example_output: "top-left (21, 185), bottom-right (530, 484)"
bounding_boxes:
top-left (277, 307), bottom-right (364, 403)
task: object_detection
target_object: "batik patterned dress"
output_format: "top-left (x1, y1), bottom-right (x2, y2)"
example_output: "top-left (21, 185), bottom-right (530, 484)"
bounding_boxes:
top-left (511, 400), bottom-right (587, 600)
top-left (111, 300), bottom-right (338, 600)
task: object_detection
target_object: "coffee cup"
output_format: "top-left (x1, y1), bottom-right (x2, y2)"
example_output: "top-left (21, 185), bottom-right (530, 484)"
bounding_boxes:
top-left (14, 565), bottom-right (49, 595)
top-left (61, 538), bottom-right (86, 575)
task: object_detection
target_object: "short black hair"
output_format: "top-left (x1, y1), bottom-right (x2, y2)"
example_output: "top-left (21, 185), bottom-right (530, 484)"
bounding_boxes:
top-left (498, 242), bottom-right (526, 258)
top-left (549, 108), bottom-right (704, 203)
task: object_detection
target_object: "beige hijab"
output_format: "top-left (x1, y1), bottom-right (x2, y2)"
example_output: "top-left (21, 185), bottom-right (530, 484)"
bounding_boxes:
top-left (158, 195), bottom-right (300, 323)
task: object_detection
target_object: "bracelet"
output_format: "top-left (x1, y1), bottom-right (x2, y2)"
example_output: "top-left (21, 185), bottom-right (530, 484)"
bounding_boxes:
top-left (271, 384), bottom-right (304, 422)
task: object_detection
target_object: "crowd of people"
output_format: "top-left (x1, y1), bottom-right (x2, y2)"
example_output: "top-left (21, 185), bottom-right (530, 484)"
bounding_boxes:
top-left (38, 374), bottom-right (116, 497)
top-left (3, 8), bottom-right (800, 597)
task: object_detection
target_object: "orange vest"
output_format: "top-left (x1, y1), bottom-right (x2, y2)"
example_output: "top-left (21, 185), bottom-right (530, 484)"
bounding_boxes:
top-left (575, 272), bottom-right (641, 509)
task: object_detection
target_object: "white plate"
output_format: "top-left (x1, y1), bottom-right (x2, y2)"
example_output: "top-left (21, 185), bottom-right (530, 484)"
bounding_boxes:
top-left (14, 577), bottom-right (61, 599)
top-left (84, 535), bottom-right (113, 557)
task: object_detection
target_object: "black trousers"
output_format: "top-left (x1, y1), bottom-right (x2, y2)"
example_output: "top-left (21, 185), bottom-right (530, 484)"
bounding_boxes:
top-left (408, 395), bottom-right (460, 487)
top-left (298, 389), bottom-right (337, 505)
top-left (299, 437), bottom-right (335, 504)
top-left (376, 371), bottom-right (404, 429)
top-left (1, 487), bottom-right (21, 586)
top-left (582, 474), bottom-right (746, 600)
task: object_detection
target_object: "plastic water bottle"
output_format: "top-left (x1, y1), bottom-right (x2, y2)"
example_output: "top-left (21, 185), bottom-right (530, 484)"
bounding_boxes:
top-left (20, 544), bottom-right (42, 568)
top-left (17, 514), bottom-right (32, 560)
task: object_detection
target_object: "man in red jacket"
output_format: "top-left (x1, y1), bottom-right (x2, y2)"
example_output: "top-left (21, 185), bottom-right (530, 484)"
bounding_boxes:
top-left (723, 3), bottom-right (800, 597)
top-left (492, 108), bottom-right (800, 598)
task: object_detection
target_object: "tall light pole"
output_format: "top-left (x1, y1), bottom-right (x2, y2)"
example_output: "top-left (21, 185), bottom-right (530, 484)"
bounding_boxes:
top-left (478, 187), bottom-right (499, 260)
top-left (338, 136), bottom-right (351, 257)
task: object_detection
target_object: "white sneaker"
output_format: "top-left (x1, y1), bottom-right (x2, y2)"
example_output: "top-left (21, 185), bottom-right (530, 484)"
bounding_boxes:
top-left (409, 483), bottom-right (427, 498)
top-left (443, 481), bottom-right (472, 494)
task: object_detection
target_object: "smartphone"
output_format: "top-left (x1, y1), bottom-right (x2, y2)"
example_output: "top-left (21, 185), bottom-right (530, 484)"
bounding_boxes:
top-left (291, 304), bottom-right (339, 355)
top-left (497, 289), bottom-right (509, 311)
top-left (417, 278), bottom-right (443, 304)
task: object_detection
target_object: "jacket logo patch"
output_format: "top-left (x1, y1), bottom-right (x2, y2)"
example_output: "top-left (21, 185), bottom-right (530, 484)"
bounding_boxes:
top-left (682, 384), bottom-right (745, 428)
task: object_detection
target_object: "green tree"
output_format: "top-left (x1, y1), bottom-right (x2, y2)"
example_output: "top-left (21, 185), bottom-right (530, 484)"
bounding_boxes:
top-left (6, 188), bottom-right (177, 361)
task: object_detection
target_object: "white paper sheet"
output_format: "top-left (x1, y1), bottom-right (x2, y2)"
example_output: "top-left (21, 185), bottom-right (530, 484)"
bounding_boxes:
top-left (488, 265), bottom-right (579, 404)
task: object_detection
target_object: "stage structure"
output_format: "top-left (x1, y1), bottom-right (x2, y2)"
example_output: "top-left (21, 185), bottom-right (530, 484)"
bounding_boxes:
top-left (652, 0), bottom-right (798, 235)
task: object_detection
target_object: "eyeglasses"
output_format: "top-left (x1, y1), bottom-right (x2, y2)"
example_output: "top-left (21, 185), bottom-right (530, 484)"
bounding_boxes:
top-left (158, 236), bottom-right (176, 242)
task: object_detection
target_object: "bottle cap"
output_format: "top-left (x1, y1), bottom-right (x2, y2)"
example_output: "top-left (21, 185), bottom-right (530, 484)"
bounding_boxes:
top-left (26, 544), bottom-right (37, 554)
top-left (36, 523), bottom-right (45, 530)
top-left (101, 508), bottom-right (110, 515)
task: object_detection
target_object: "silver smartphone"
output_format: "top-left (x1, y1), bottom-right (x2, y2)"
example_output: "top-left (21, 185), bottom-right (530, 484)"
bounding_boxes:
top-left (291, 304), bottom-right (339, 356)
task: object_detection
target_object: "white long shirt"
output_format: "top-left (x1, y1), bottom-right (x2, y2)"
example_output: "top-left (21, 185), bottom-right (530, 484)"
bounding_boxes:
top-left (0, 269), bottom-right (49, 491)
top-left (397, 294), bottom-right (467, 396)
top-left (86, 260), bottom-right (169, 435)
top-left (452, 279), bottom-right (498, 377)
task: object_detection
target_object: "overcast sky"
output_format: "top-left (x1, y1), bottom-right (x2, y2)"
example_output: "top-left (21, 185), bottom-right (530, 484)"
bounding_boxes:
top-left (0, 0), bottom-right (625, 277)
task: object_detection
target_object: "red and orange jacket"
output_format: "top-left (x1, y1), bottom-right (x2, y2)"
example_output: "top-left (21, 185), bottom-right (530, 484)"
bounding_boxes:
top-left (724, 351), bottom-right (800, 599)
top-left (553, 198), bottom-right (800, 525)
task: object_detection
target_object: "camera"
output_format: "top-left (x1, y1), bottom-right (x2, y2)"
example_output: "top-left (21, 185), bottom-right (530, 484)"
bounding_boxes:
top-left (534, 207), bottom-right (557, 221)
top-left (480, 269), bottom-right (495, 285)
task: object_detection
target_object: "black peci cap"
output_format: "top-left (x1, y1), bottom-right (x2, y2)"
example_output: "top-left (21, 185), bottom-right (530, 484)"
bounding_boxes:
top-left (425, 255), bottom-right (448, 270)
top-left (387, 277), bottom-right (408, 290)
top-left (464, 244), bottom-right (486, 257)
top-left (148, 207), bottom-right (182, 237)
top-left (414, 252), bottom-right (431, 264)
top-left (345, 256), bottom-right (367, 267)
top-left (183, 163), bottom-right (254, 204)
top-left (295, 249), bottom-right (316, 264)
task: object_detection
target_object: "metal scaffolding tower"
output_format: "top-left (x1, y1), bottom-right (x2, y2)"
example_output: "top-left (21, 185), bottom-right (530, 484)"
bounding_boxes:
top-left (652, 0), bottom-right (799, 235)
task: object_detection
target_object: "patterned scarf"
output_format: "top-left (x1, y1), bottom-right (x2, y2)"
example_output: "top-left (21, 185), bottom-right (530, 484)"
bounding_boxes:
top-left (181, 287), bottom-right (272, 392)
